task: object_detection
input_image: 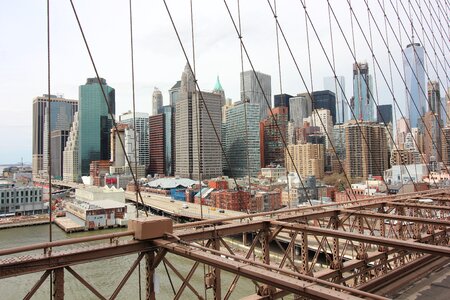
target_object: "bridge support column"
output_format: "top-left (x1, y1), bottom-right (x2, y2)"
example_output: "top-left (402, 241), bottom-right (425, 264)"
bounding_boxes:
top-left (258, 225), bottom-right (275, 297)
top-left (146, 251), bottom-right (156, 300)
top-left (52, 268), bottom-right (64, 300)
top-left (330, 215), bottom-right (342, 282)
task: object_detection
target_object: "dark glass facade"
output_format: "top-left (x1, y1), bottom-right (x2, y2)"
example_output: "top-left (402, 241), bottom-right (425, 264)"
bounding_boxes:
top-left (311, 90), bottom-right (336, 125)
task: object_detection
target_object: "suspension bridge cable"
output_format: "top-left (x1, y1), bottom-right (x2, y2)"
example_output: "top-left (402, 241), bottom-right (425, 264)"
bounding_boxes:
top-left (267, 0), bottom-right (358, 200)
top-left (293, 0), bottom-right (398, 188)
top-left (273, 0), bottom-right (292, 208)
top-left (161, 0), bottom-right (242, 199)
top-left (127, 1), bottom-right (142, 299)
top-left (323, 0), bottom-right (424, 188)
top-left (237, 0), bottom-right (252, 212)
top-left (46, 0), bottom-right (53, 298)
top-left (370, 0), bottom-right (450, 175)
top-left (339, 0), bottom-right (447, 183)
top-left (68, 0), bottom-right (148, 216)
top-left (398, 0), bottom-right (450, 110)
top-left (223, 0), bottom-right (314, 206)
top-left (335, 0), bottom-right (439, 186)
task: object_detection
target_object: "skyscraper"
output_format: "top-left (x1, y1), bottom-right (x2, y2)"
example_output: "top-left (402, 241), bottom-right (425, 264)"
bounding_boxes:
top-left (377, 104), bottom-right (393, 125)
top-left (311, 90), bottom-right (337, 125)
top-left (274, 94), bottom-right (293, 120)
top-left (169, 81), bottom-right (181, 108)
top-left (160, 105), bottom-right (175, 176)
top-left (289, 94), bottom-right (312, 127)
top-left (324, 76), bottom-right (347, 123)
top-left (119, 111), bottom-right (149, 168)
top-left (345, 120), bottom-right (388, 179)
top-left (63, 112), bottom-right (80, 182)
top-left (261, 106), bottom-right (288, 167)
top-left (32, 94), bottom-right (78, 177)
top-left (352, 62), bottom-right (374, 122)
top-left (175, 64), bottom-right (222, 180)
top-left (152, 87), bottom-right (163, 116)
top-left (240, 70), bottom-right (271, 121)
top-left (212, 76), bottom-right (226, 107)
top-left (403, 43), bottom-right (426, 128)
top-left (148, 114), bottom-right (165, 176)
top-left (223, 102), bottom-right (260, 177)
top-left (78, 78), bottom-right (115, 175)
top-left (427, 81), bottom-right (441, 123)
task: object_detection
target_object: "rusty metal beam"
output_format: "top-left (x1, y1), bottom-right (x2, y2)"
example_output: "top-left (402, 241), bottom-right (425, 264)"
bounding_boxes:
top-left (0, 240), bottom-right (155, 279)
top-left (271, 221), bottom-right (450, 257)
top-left (109, 252), bottom-right (144, 300)
top-left (162, 258), bottom-right (204, 299)
top-left (23, 270), bottom-right (50, 300)
top-left (340, 209), bottom-right (450, 226)
top-left (65, 266), bottom-right (106, 300)
top-left (146, 251), bottom-right (155, 300)
top-left (156, 240), bottom-right (388, 300)
top-left (0, 231), bottom-right (134, 257)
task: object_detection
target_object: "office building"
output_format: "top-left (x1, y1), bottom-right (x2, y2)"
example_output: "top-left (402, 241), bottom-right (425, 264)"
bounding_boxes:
top-left (260, 106), bottom-right (288, 167)
top-left (149, 114), bottom-right (165, 176)
top-left (169, 81), bottom-right (181, 108)
top-left (152, 87), bottom-right (163, 116)
top-left (345, 120), bottom-right (389, 180)
top-left (240, 70), bottom-right (271, 121)
top-left (161, 105), bottom-right (175, 176)
top-left (175, 64), bottom-right (223, 180)
top-left (32, 94), bottom-right (78, 177)
top-left (274, 94), bottom-right (293, 119)
top-left (223, 102), bottom-right (260, 178)
top-left (212, 76), bottom-right (226, 107)
top-left (50, 130), bottom-right (69, 179)
top-left (333, 124), bottom-right (346, 161)
top-left (311, 90), bottom-right (336, 125)
top-left (403, 43), bottom-right (426, 128)
top-left (304, 109), bottom-right (334, 150)
top-left (423, 111), bottom-right (442, 164)
top-left (78, 78), bottom-right (115, 176)
top-left (289, 94), bottom-right (312, 127)
top-left (119, 111), bottom-right (149, 168)
top-left (352, 62), bottom-right (374, 122)
top-left (0, 184), bottom-right (45, 216)
top-left (377, 104), bottom-right (393, 125)
top-left (63, 112), bottom-right (80, 182)
top-left (428, 81), bottom-right (441, 123)
top-left (324, 76), bottom-right (347, 123)
top-left (285, 143), bottom-right (324, 179)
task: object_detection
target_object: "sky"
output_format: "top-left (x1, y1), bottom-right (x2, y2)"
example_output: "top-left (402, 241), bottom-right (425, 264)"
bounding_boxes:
top-left (0, 0), bottom-right (447, 164)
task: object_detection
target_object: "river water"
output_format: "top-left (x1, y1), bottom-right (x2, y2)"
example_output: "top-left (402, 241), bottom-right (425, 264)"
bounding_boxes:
top-left (0, 225), bottom-right (258, 299)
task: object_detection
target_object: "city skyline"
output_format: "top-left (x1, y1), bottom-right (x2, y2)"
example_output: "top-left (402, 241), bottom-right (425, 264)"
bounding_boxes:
top-left (0, 0), bottom-right (448, 164)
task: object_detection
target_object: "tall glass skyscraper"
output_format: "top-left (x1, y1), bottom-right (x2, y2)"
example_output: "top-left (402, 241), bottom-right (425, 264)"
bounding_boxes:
top-left (323, 76), bottom-right (347, 123)
top-left (240, 70), bottom-right (271, 121)
top-left (78, 78), bottom-right (115, 175)
top-left (224, 102), bottom-right (260, 177)
top-left (403, 43), bottom-right (426, 128)
top-left (352, 62), bottom-right (374, 122)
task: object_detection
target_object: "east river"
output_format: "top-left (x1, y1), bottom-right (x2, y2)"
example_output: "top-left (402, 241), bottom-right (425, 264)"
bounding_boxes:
top-left (0, 224), bottom-right (258, 299)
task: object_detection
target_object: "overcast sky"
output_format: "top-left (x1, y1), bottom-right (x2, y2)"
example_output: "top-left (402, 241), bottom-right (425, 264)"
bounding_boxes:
top-left (0, 0), bottom-right (447, 164)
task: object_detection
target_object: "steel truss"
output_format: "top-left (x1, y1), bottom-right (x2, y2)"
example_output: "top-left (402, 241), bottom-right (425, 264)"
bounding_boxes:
top-left (1, 189), bottom-right (449, 299)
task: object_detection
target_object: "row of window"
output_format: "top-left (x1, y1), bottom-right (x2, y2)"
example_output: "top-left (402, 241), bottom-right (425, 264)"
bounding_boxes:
top-left (0, 190), bottom-right (41, 198)
top-left (0, 197), bottom-right (40, 204)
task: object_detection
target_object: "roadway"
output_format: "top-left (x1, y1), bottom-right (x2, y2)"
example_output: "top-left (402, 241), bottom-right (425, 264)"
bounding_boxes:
top-left (125, 191), bottom-right (247, 220)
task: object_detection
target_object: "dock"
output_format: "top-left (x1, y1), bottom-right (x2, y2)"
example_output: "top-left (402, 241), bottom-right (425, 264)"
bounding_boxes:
top-left (54, 217), bottom-right (85, 233)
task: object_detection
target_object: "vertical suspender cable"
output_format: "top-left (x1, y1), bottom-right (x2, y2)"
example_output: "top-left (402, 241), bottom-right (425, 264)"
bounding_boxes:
top-left (46, 0), bottom-right (53, 298)
top-left (273, 0), bottom-right (292, 208)
top-left (127, 1), bottom-right (142, 299)
top-left (237, 0), bottom-right (252, 211)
